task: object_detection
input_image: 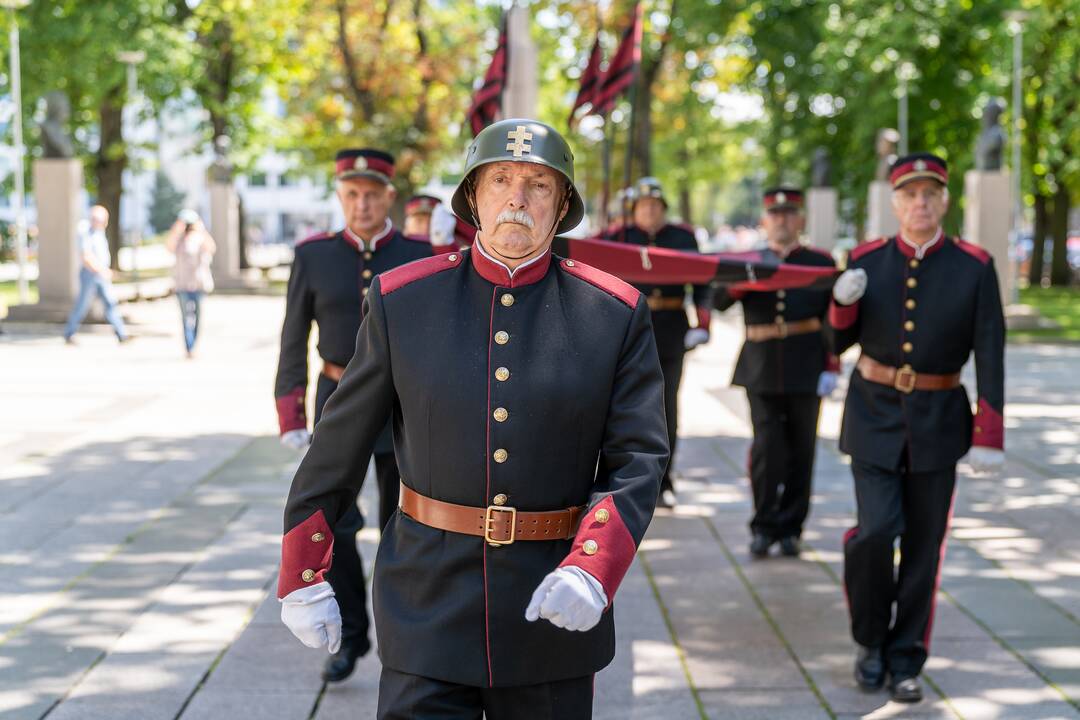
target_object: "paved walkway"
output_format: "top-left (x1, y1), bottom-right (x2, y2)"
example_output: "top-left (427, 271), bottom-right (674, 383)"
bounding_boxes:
top-left (1, 295), bottom-right (1078, 719)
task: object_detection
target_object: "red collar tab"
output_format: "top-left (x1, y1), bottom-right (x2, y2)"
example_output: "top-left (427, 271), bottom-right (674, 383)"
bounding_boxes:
top-left (470, 240), bottom-right (551, 288)
top-left (895, 228), bottom-right (945, 259)
top-left (343, 220), bottom-right (395, 252)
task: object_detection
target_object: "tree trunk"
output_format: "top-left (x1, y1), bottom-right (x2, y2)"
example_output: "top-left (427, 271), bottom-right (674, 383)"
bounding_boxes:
top-left (629, 0), bottom-right (676, 181)
top-left (677, 148), bottom-right (691, 222)
top-left (96, 86), bottom-right (126, 270)
top-left (1049, 184), bottom-right (1071, 286)
top-left (1029, 193), bottom-right (1048, 286)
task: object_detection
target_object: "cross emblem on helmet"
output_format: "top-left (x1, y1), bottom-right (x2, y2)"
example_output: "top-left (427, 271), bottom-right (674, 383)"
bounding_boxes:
top-left (506, 126), bottom-right (533, 157)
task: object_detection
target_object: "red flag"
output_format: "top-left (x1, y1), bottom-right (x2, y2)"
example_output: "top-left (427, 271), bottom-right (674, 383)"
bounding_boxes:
top-left (466, 15), bottom-right (509, 137)
top-left (568, 34), bottom-right (603, 129)
top-left (593, 3), bottom-right (642, 115)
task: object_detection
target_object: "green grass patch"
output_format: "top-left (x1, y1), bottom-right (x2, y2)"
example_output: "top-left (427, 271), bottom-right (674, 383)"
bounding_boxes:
top-left (1011, 286), bottom-right (1080, 343)
top-left (0, 280), bottom-right (38, 314)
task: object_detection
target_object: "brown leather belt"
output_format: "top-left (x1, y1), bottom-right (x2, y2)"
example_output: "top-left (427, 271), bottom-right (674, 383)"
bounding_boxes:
top-left (745, 317), bottom-right (822, 342)
top-left (322, 360), bottom-right (346, 382)
top-left (647, 296), bottom-right (685, 311)
top-left (399, 482), bottom-right (586, 546)
top-left (856, 355), bottom-right (961, 394)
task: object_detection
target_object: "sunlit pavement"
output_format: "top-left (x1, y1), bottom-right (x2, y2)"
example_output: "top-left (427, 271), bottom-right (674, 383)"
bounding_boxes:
top-left (1, 295), bottom-right (1078, 719)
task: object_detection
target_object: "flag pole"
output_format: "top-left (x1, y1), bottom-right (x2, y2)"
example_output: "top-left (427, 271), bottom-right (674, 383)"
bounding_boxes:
top-left (620, 2), bottom-right (642, 230)
top-left (601, 115), bottom-right (613, 230)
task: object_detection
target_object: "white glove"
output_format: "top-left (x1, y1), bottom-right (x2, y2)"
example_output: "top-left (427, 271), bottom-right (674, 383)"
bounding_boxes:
top-left (963, 446), bottom-right (1005, 472)
top-left (832, 268), bottom-right (867, 305)
top-left (684, 328), bottom-right (710, 350)
top-left (525, 566), bottom-right (607, 632)
top-left (429, 203), bottom-right (457, 247)
top-left (816, 371), bottom-right (839, 397)
top-left (280, 581), bottom-right (342, 653)
top-left (280, 429), bottom-right (311, 450)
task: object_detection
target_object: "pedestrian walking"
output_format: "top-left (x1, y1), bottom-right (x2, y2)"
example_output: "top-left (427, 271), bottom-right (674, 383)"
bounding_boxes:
top-left (165, 209), bottom-right (216, 358)
top-left (63, 205), bottom-right (130, 344)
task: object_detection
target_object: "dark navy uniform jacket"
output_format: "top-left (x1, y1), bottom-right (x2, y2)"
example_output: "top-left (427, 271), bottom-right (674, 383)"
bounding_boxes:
top-left (277, 244), bottom-right (668, 687)
top-left (825, 234), bottom-right (1005, 472)
top-left (605, 223), bottom-right (712, 357)
top-left (715, 244), bottom-right (839, 394)
top-left (274, 222), bottom-right (432, 443)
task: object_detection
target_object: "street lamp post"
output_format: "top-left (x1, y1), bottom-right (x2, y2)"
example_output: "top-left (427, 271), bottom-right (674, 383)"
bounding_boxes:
top-left (2, 0), bottom-right (30, 304)
top-left (897, 62), bottom-right (916, 156)
top-left (117, 50), bottom-right (145, 294)
top-left (1006, 10), bottom-right (1027, 301)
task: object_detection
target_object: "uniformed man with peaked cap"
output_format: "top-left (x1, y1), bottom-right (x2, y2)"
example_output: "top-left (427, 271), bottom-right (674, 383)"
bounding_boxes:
top-left (826, 152), bottom-right (1005, 703)
top-left (403, 193), bottom-right (441, 239)
top-left (714, 187), bottom-right (840, 558)
top-left (277, 119), bottom-right (667, 718)
top-left (603, 176), bottom-right (712, 508)
top-left (273, 147), bottom-right (432, 682)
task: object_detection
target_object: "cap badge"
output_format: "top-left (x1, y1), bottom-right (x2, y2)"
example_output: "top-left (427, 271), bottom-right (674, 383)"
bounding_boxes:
top-left (506, 126), bottom-right (533, 157)
top-left (776, 192), bottom-right (787, 204)
top-left (914, 159), bottom-right (927, 171)
top-left (355, 156), bottom-right (367, 170)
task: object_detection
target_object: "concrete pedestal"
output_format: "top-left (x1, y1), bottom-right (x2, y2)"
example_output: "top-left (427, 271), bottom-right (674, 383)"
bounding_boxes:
top-left (964, 170), bottom-right (1013, 307)
top-left (806, 187), bottom-right (838, 251)
top-left (6, 159), bottom-right (92, 323)
top-left (209, 182), bottom-right (262, 290)
top-left (865, 180), bottom-right (898, 240)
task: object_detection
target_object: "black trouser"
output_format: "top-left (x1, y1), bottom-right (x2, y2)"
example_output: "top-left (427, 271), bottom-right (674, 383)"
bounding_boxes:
top-left (659, 353), bottom-right (685, 491)
top-left (746, 392), bottom-right (821, 539)
top-left (314, 374), bottom-right (400, 648)
top-left (843, 457), bottom-right (956, 679)
top-left (377, 667), bottom-right (594, 720)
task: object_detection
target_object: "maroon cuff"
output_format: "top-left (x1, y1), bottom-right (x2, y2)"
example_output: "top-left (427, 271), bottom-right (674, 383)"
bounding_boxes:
top-left (825, 354), bottom-right (841, 373)
top-left (278, 510), bottom-right (335, 598)
top-left (695, 306), bottom-right (712, 332)
top-left (828, 299), bottom-right (859, 330)
top-left (972, 398), bottom-right (1004, 449)
top-left (276, 386), bottom-right (307, 435)
top-left (558, 495), bottom-right (637, 607)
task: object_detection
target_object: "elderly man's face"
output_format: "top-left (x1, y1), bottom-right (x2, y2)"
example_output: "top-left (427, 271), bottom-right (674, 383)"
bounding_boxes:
top-left (761, 208), bottom-right (804, 248)
top-left (337, 177), bottom-right (396, 240)
top-left (90, 205), bottom-right (109, 230)
top-left (403, 212), bottom-right (432, 238)
top-left (892, 179), bottom-right (948, 237)
top-left (473, 162), bottom-right (567, 265)
top-left (633, 197), bottom-right (666, 234)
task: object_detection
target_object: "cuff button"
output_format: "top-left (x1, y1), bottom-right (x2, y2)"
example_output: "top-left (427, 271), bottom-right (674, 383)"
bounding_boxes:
top-left (301, 569), bottom-right (316, 582)
top-left (594, 509), bottom-right (610, 524)
top-left (583, 540), bottom-right (599, 555)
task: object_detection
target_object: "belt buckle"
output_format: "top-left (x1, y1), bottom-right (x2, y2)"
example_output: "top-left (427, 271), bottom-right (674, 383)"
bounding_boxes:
top-left (894, 366), bottom-right (917, 394)
top-left (484, 505), bottom-right (517, 545)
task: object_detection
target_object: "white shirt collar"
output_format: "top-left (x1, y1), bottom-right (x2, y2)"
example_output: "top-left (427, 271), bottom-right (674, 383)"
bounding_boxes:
top-left (345, 218), bottom-right (394, 252)
top-left (473, 236), bottom-right (549, 280)
top-left (899, 227), bottom-right (943, 259)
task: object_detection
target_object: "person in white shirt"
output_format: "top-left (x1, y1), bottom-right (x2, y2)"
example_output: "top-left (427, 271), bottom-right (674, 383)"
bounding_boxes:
top-left (63, 205), bottom-right (130, 344)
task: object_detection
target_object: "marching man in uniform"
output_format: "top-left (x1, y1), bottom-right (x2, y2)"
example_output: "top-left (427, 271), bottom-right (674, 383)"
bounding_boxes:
top-left (403, 194), bottom-right (441, 239)
top-left (605, 177), bottom-right (712, 507)
top-left (273, 148), bottom-right (431, 682)
top-left (277, 119), bottom-right (667, 718)
top-left (714, 188), bottom-right (839, 558)
top-left (826, 153), bottom-right (1005, 702)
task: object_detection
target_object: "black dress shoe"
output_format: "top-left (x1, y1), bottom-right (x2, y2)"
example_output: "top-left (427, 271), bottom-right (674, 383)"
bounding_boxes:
top-left (322, 638), bottom-right (371, 682)
top-left (889, 676), bottom-right (922, 703)
top-left (778, 536), bottom-right (801, 557)
top-left (749, 533), bottom-right (774, 558)
top-left (854, 645), bottom-right (885, 690)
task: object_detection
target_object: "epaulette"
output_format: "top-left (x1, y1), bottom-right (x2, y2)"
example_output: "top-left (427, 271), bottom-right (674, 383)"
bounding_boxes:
top-left (403, 233), bottom-right (432, 244)
top-left (380, 250), bottom-right (464, 295)
top-left (294, 231), bottom-right (335, 249)
top-left (953, 237), bottom-right (992, 265)
top-left (849, 237), bottom-right (889, 261)
top-left (559, 258), bottom-right (639, 309)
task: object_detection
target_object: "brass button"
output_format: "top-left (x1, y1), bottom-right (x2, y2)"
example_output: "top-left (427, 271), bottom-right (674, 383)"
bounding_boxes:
top-left (594, 509), bottom-right (610, 524)
top-left (495, 367), bottom-right (510, 382)
top-left (775, 315), bottom-right (784, 324)
top-left (904, 320), bottom-right (915, 331)
top-left (493, 449), bottom-right (508, 463)
top-left (906, 299), bottom-right (916, 310)
top-left (362, 269), bottom-right (373, 279)
top-left (902, 342), bottom-right (913, 353)
top-left (777, 290), bottom-right (786, 299)
top-left (311, 532), bottom-right (325, 543)
top-left (301, 569), bottom-right (316, 583)
top-left (975, 426), bottom-right (983, 433)
top-left (909, 259), bottom-right (919, 269)
top-left (651, 288), bottom-right (662, 297)
top-left (583, 540), bottom-right (599, 555)
top-left (362, 288), bottom-right (369, 297)
top-left (493, 407), bottom-right (508, 422)
top-left (907, 278), bottom-right (917, 289)
top-left (494, 331), bottom-right (509, 345)
top-left (448, 254), bottom-right (458, 262)
top-left (493, 493), bottom-right (508, 506)
top-left (501, 293), bottom-right (515, 307)
top-left (565, 260), bottom-right (576, 267)
top-left (776, 302), bottom-right (786, 311)
top-left (364, 252), bottom-right (373, 261)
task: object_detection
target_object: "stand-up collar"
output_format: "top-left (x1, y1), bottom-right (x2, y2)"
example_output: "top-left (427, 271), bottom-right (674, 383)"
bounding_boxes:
top-left (896, 227), bottom-right (944, 259)
top-left (343, 218), bottom-right (395, 253)
top-left (471, 237), bottom-right (552, 288)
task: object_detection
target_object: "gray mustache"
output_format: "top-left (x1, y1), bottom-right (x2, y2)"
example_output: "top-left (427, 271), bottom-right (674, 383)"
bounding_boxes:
top-left (495, 210), bottom-right (535, 229)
